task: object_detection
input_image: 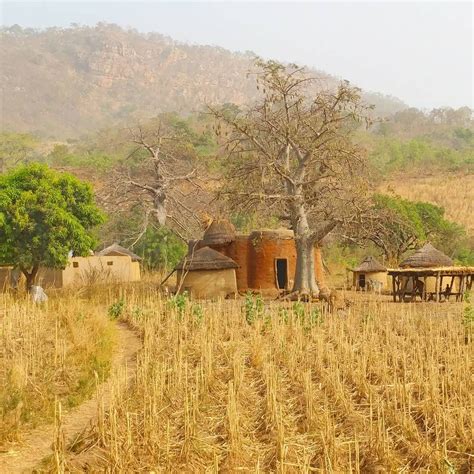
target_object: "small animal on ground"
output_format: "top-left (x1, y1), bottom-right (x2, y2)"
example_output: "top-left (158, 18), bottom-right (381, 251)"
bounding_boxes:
top-left (319, 287), bottom-right (348, 312)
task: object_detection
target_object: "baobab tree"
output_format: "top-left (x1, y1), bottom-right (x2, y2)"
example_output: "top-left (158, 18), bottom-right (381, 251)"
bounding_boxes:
top-left (108, 116), bottom-right (211, 242)
top-left (210, 60), bottom-right (372, 296)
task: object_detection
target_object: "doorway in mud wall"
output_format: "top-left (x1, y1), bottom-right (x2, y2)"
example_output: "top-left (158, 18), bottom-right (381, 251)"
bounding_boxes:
top-left (275, 258), bottom-right (289, 290)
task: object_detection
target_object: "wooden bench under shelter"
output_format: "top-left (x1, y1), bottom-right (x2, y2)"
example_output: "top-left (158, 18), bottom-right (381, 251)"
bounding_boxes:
top-left (388, 267), bottom-right (474, 302)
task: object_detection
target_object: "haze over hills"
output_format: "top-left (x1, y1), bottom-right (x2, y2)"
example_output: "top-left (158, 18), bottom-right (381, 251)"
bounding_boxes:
top-left (1, 24), bottom-right (408, 138)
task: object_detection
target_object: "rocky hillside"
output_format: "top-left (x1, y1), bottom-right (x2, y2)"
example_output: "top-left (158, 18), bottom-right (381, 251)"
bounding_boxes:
top-left (1, 24), bottom-right (407, 138)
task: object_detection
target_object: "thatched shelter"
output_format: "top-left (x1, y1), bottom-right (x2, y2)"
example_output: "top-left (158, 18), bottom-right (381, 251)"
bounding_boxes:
top-left (390, 244), bottom-right (472, 302)
top-left (352, 256), bottom-right (388, 292)
top-left (400, 243), bottom-right (454, 268)
top-left (175, 246), bottom-right (238, 299)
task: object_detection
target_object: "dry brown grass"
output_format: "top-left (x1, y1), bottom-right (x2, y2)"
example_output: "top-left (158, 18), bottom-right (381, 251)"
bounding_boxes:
top-left (0, 291), bottom-right (116, 445)
top-left (382, 172), bottom-right (474, 235)
top-left (58, 289), bottom-right (472, 472)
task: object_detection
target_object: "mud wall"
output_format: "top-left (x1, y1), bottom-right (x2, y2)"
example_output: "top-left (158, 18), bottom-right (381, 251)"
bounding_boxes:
top-left (226, 235), bottom-right (249, 290)
top-left (177, 268), bottom-right (237, 299)
top-left (247, 231), bottom-right (297, 291)
top-left (201, 232), bottom-right (326, 293)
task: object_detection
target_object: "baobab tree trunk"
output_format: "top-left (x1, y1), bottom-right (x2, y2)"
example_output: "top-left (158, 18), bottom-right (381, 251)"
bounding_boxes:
top-left (293, 237), bottom-right (319, 296)
top-left (291, 201), bottom-right (319, 296)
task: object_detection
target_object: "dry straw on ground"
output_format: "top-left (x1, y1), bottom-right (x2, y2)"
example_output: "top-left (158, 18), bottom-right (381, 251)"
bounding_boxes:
top-left (0, 290), bottom-right (116, 445)
top-left (54, 289), bottom-right (472, 473)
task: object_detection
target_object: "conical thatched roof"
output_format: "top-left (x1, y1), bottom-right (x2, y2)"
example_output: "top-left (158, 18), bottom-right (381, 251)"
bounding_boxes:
top-left (176, 247), bottom-right (238, 271)
top-left (353, 256), bottom-right (386, 273)
top-left (400, 243), bottom-right (453, 268)
top-left (97, 243), bottom-right (141, 261)
top-left (202, 220), bottom-right (236, 246)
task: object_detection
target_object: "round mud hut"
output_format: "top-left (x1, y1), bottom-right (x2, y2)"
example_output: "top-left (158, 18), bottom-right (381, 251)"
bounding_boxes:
top-left (247, 229), bottom-right (297, 294)
top-left (352, 256), bottom-right (387, 291)
top-left (175, 246), bottom-right (238, 299)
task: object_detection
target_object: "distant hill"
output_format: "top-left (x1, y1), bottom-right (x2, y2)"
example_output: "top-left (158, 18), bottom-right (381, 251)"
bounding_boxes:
top-left (1, 24), bottom-right (407, 138)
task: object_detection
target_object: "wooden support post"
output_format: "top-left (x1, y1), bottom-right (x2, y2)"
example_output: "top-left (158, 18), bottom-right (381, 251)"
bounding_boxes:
top-left (423, 276), bottom-right (427, 301)
top-left (435, 272), bottom-right (440, 302)
top-left (440, 275), bottom-right (444, 301)
top-left (400, 277), bottom-right (409, 302)
top-left (392, 274), bottom-right (396, 302)
top-left (411, 276), bottom-right (417, 302)
top-left (459, 275), bottom-right (465, 302)
top-left (447, 275), bottom-right (454, 301)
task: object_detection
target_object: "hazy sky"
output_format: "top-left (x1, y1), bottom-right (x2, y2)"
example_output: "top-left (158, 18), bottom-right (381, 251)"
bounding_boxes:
top-left (2, 1), bottom-right (473, 109)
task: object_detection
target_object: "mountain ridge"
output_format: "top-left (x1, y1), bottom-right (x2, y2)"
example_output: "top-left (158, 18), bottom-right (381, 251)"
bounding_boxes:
top-left (1, 23), bottom-right (407, 138)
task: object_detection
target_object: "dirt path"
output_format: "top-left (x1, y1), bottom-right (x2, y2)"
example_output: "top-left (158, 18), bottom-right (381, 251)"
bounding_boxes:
top-left (0, 322), bottom-right (141, 474)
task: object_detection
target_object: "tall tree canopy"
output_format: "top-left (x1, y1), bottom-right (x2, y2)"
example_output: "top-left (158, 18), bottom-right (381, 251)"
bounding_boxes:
top-left (211, 60), bottom-right (372, 295)
top-left (0, 164), bottom-right (104, 288)
top-left (356, 194), bottom-right (464, 264)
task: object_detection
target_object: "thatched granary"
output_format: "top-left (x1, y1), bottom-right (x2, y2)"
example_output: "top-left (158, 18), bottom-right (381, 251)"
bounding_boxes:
top-left (202, 220), bottom-right (236, 249)
top-left (175, 246), bottom-right (238, 299)
top-left (400, 243), bottom-right (454, 268)
top-left (191, 219), bottom-right (326, 295)
top-left (352, 256), bottom-right (388, 291)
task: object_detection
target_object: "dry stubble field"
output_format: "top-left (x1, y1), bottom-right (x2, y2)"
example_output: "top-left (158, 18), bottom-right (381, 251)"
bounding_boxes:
top-left (34, 287), bottom-right (472, 473)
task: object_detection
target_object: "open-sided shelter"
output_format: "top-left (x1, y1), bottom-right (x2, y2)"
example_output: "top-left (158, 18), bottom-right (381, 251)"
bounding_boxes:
top-left (176, 246), bottom-right (238, 299)
top-left (389, 243), bottom-right (473, 301)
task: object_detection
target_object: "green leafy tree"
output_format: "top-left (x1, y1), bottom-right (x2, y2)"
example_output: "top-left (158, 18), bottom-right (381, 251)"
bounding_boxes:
top-left (0, 132), bottom-right (40, 173)
top-left (0, 164), bottom-right (104, 288)
top-left (133, 227), bottom-right (186, 271)
top-left (357, 194), bottom-right (465, 265)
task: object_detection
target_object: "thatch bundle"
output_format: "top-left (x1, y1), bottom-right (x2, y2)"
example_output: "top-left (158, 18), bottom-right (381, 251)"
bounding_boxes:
top-left (176, 247), bottom-right (238, 271)
top-left (202, 220), bottom-right (236, 246)
top-left (353, 256), bottom-right (386, 273)
top-left (400, 243), bottom-right (453, 268)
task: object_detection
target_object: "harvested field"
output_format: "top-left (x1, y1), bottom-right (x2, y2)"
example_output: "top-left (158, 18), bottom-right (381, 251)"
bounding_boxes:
top-left (54, 290), bottom-right (472, 472)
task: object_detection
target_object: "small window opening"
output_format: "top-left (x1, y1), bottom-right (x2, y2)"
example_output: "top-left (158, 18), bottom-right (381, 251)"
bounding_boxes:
top-left (107, 261), bottom-right (113, 266)
top-left (358, 274), bottom-right (366, 289)
top-left (73, 262), bottom-right (79, 268)
top-left (275, 259), bottom-right (289, 290)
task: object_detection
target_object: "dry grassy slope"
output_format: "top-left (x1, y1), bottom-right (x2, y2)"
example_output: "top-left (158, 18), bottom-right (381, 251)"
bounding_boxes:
top-left (381, 171), bottom-right (474, 235)
top-left (1, 25), bottom-right (406, 138)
